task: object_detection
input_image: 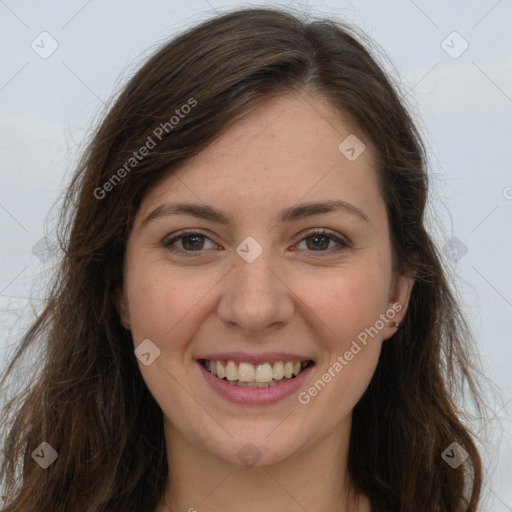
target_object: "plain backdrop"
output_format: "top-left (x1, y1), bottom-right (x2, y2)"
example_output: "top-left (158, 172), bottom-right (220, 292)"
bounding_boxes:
top-left (1, 0), bottom-right (511, 509)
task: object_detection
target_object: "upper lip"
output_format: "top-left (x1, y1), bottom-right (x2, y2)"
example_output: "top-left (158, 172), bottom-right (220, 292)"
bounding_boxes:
top-left (196, 352), bottom-right (315, 365)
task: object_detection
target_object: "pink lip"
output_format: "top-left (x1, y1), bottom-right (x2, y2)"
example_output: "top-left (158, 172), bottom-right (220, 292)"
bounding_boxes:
top-left (197, 352), bottom-right (313, 365)
top-left (197, 360), bottom-right (314, 405)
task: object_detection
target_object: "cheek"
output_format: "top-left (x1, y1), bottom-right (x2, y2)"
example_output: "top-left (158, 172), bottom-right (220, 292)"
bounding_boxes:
top-left (297, 270), bottom-right (385, 415)
top-left (125, 262), bottom-right (186, 345)
top-left (125, 262), bottom-right (222, 365)
top-left (309, 340), bottom-right (382, 420)
top-left (126, 267), bottom-right (200, 399)
top-left (297, 260), bottom-right (391, 342)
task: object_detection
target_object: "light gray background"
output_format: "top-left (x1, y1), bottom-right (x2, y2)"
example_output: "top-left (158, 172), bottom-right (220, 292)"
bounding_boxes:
top-left (1, 0), bottom-right (511, 509)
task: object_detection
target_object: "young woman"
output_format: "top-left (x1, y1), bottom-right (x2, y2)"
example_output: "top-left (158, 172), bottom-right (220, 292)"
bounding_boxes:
top-left (0, 6), bottom-right (488, 511)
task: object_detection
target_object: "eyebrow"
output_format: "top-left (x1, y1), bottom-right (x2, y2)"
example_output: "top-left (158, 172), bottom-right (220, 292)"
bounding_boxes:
top-left (141, 199), bottom-right (370, 227)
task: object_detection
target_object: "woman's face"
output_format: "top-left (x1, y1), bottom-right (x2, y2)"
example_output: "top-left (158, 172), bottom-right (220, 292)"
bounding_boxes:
top-left (119, 93), bottom-right (413, 467)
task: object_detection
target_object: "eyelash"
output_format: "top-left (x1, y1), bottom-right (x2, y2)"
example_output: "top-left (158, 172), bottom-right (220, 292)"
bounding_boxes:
top-left (162, 228), bottom-right (350, 257)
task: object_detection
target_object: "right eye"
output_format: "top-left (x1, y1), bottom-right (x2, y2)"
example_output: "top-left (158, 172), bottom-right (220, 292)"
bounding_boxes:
top-left (162, 230), bottom-right (219, 256)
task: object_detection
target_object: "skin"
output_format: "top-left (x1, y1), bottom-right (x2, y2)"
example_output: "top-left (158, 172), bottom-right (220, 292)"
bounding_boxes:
top-left (118, 92), bottom-right (414, 512)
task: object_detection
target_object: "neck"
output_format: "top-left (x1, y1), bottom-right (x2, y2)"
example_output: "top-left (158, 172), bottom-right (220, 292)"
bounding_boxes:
top-left (155, 418), bottom-right (371, 512)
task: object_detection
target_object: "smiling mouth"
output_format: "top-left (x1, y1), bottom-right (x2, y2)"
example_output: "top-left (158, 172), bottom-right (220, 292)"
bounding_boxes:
top-left (198, 359), bottom-right (314, 388)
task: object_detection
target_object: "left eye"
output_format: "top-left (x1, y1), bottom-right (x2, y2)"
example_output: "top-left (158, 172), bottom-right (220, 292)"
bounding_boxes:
top-left (294, 229), bottom-right (348, 253)
top-left (162, 229), bottom-right (348, 256)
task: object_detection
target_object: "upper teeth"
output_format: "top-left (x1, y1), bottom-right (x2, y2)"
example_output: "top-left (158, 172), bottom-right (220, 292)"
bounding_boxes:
top-left (205, 360), bottom-right (308, 382)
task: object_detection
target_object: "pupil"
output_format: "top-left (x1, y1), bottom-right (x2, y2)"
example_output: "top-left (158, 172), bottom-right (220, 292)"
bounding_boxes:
top-left (184, 235), bottom-right (202, 249)
top-left (309, 235), bottom-right (327, 250)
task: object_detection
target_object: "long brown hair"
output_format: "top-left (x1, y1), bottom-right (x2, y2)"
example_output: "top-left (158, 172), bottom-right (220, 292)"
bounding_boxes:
top-left (1, 6), bottom-right (489, 511)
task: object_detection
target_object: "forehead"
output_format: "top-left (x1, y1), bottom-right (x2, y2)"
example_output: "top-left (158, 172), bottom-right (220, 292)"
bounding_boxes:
top-left (138, 93), bottom-right (383, 223)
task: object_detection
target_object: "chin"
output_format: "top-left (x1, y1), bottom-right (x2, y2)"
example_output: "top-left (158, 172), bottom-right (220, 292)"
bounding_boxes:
top-left (204, 425), bottom-right (309, 468)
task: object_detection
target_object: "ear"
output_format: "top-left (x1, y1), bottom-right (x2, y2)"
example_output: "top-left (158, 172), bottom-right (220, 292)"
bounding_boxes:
top-left (382, 269), bottom-right (415, 341)
top-left (115, 288), bottom-right (131, 330)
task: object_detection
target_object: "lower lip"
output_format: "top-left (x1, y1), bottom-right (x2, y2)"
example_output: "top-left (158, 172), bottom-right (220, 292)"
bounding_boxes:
top-left (197, 361), bottom-right (314, 405)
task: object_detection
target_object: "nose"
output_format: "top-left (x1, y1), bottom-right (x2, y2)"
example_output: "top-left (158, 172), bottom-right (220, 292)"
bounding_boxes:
top-left (216, 251), bottom-right (295, 336)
